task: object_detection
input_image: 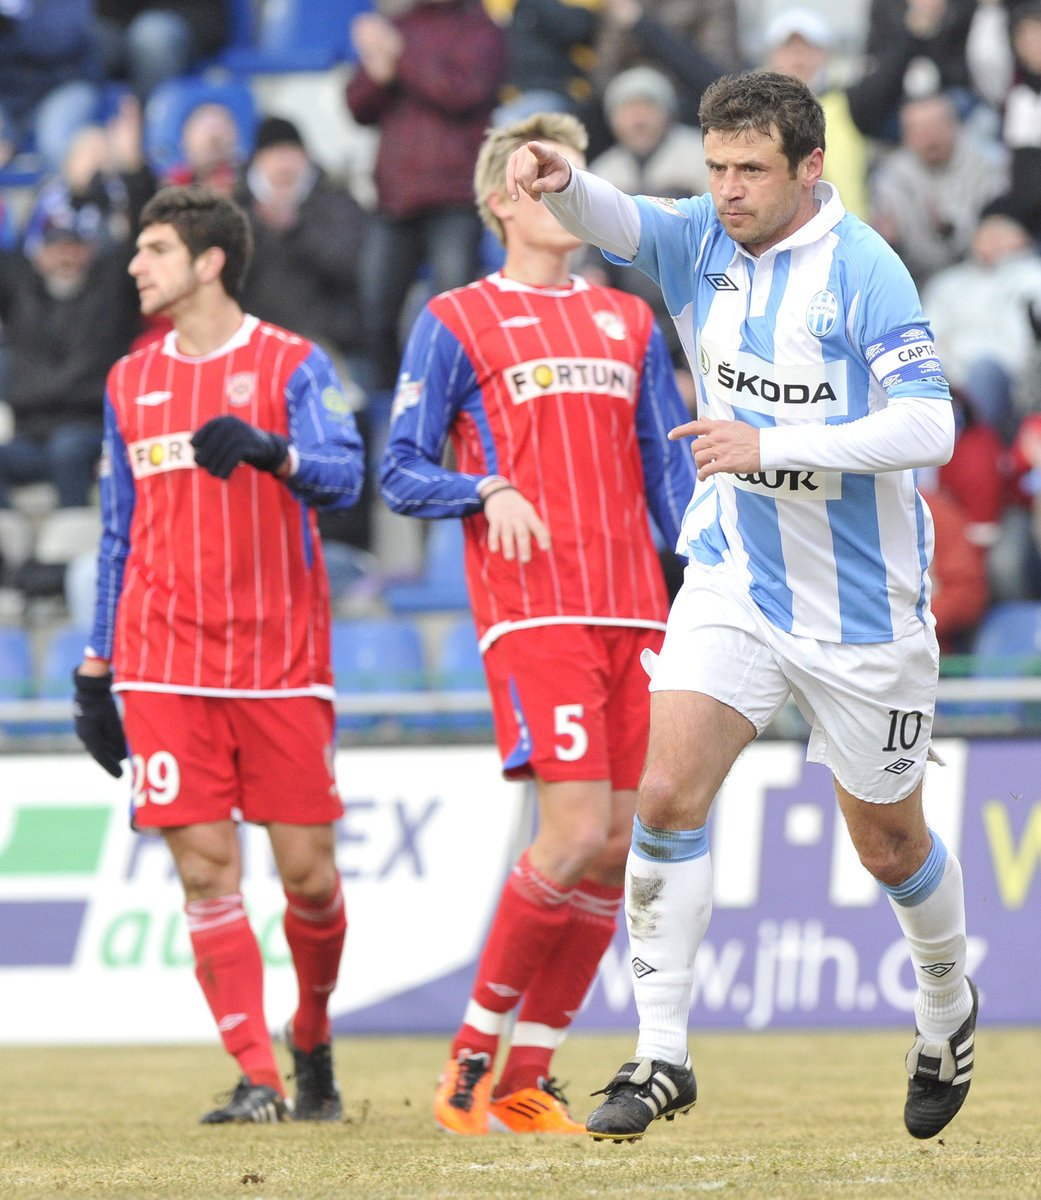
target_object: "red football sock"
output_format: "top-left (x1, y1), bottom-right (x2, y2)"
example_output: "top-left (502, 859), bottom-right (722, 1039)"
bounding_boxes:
top-left (283, 882), bottom-right (347, 1052)
top-left (451, 850), bottom-right (573, 1062)
top-left (185, 893), bottom-right (283, 1094)
top-left (497, 878), bottom-right (622, 1096)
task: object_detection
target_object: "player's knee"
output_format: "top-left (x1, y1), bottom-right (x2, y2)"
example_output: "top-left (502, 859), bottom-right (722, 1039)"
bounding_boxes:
top-left (637, 769), bottom-right (693, 829)
top-left (279, 858), bottom-right (340, 902)
top-left (856, 832), bottom-right (925, 889)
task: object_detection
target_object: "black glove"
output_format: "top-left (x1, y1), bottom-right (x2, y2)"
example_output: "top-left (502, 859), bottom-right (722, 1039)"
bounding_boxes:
top-left (191, 415), bottom-right (289, 480)
top-left (72, 669), bottom-right (127, 778)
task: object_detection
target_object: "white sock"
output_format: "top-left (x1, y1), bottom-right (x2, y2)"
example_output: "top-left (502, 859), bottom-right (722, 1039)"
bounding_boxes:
top-left (887, 841), bottom-right (972, 1040)
top-left (626, 822), bottom-right (713, 1065)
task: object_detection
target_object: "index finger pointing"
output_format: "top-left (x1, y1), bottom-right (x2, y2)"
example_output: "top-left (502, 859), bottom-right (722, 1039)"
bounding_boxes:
top-left (668, 419), bottom-right (711, 440)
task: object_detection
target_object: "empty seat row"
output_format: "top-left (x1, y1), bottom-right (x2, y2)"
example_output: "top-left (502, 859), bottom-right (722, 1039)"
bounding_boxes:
top-left (0, 614), bottom-right (491, 738)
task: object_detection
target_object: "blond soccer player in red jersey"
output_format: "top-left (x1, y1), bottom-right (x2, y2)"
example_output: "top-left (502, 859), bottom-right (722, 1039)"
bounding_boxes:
top-left (73, 185), bottom-right (366, 1125)
top-left (380, 113), bottom-right (697, 1135)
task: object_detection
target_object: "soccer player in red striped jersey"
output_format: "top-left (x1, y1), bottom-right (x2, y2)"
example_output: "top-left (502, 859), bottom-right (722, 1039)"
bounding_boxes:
top-left (380, 113), bottom-right (696, 1134)
top-left (72, 186), bottom-right (365, 1125)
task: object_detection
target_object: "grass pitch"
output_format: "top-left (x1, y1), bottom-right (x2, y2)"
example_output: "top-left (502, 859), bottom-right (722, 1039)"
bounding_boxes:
top-left (1, 1028), bottom-right (1039, 1200)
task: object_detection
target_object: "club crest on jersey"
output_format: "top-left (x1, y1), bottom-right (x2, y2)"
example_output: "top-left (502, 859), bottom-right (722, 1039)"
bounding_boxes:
top-left (127, 431), bottom-right (196, 478)
top-left (806, 290), bottom-right (839, 338)
top-left (504, 357), bottom-right (637, 405)
top-left (647, 196), bottom-right (683, 216)
top-left (225, 372), bottom-right (257, 407)
top-left (321, 385), bottom-right (353, 418)
top-left (593, 310), bottom-right (627, 341)
top-left (391, 374), bottom-right (423, 422)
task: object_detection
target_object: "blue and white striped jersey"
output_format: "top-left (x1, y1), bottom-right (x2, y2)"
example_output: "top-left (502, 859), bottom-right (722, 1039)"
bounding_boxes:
top-left (613, 183), bottom-right (952, 644)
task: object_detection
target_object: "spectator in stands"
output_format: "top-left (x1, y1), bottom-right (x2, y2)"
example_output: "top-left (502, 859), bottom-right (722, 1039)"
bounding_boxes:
top-left (237, 116), bottom-right (369, 375)
top-left (969, 0), bottom-right (1041, 239)
top-left (848, 0), bottom-right (984, 141)
top-left (1006, 410), bottom-right (1041, 596)
top-left (492, 0), bottom-right (601, 128)
top-left (919, 477), bottom-right (990, 651)
top-left (0, 0), bottom-right (103, 172)
top-left (346, 0), bottom-right (506, 393)
top-left (0, 97), bottom-right (150, 510)
top-left (165, 100), bottom-right (244, 195)
top-left (236, 114), bottom-right (375, 572)
top-left (922, 201), bottom-right (1041, 437)
top-left (22, 94), bottom-right (150, 259)
top-left (94, 2), bottom-right (229, 101)
top-left (592, 0), bottom-right (732, 132)
top-left (869, 90), bottom-right (1008, 286)
top-left (764, 8), bottom-right (870, 220)
top-left (590, 66), bottom-right (707, 198)
top-left (588, 66), bottom-right (706, 375)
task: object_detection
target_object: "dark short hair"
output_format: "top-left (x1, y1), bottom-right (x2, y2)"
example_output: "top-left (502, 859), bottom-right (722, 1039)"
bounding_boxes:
top-left (139, 185), bottom-right (253, 297)
top-left (698, 71), bottom-right (825, 175)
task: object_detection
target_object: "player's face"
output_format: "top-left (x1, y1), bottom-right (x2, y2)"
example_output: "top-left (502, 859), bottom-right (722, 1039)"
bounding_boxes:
top-left (128, 223), bottom-right (202, 316)
top-left (705, 125), bottom-right (822, 256)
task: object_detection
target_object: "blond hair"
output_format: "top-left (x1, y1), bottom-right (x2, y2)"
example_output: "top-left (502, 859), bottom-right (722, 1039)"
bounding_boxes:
top-left (474, 112), bottom-right (589, 246)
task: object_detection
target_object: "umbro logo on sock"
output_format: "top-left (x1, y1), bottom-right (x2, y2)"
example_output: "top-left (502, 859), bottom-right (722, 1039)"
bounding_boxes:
top-left (631, 958), bottom-right (656, 978)
top-left (922, 962), bottom-right (956, 978)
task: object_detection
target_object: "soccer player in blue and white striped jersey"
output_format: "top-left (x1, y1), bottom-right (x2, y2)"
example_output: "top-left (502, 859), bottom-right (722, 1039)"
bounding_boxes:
top-left (508, 70), bottom-right (976, 1144)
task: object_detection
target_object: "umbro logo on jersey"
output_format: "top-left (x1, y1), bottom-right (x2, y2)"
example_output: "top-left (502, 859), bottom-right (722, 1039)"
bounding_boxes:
top-left (632, 958), bottom-right (656, 978)
top-left (884, 758), bottom-right (916, 774)
top-left (134, 390), bottom-right (173, 406)
top-left (706, 274), bottom-right (738, 291)
top-left (499, 316), bottom-right (541, 328)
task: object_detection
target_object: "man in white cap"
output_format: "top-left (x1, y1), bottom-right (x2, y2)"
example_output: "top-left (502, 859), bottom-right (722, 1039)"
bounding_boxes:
top-left (764, 7), bottom-right (870, 218)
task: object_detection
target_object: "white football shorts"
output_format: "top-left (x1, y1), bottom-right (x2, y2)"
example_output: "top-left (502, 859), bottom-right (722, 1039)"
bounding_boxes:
top-left (645, 561), bottom-right (940, 803)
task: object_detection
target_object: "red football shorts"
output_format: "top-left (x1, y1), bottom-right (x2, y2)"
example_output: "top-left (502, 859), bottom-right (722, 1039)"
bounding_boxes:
top-left (482, 623), bottom-right (663, 786)
top-left (121, 691), bottom-right (343, 828)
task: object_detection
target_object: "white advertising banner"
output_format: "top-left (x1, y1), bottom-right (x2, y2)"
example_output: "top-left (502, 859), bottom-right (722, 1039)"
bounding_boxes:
top-left (0, 749), bottom-right (530, 1044)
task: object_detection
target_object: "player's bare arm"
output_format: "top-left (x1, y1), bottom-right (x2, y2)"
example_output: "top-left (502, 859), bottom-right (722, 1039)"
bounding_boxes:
top-left (479, 481), bottom-right (551, 564)
top-left (507, 140), bottom-right (573, 202)
top-left (670, 418), bottom-right (762, 481)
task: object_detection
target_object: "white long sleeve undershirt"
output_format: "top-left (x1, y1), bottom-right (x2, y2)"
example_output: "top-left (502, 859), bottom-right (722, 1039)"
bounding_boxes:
top-left (759, 397), bottom-right (955, 474)
top-left (542, 165), bottom-right (641, 261)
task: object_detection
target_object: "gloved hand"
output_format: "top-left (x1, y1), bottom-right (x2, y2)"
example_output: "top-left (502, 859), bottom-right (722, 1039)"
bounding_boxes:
top-left (72, 669), bottom-right (127, 778)
top-left (191, 415), bottom-right (289, 480)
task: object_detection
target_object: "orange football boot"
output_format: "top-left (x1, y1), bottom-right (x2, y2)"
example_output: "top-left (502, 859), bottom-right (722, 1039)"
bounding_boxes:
top-left (433, 1051), bottom-right (493, 1134)
top-left (488, 1078), bottom-right (586, 1134)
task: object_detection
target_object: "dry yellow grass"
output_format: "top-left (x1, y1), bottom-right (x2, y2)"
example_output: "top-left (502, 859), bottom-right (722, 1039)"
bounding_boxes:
top-left (1, 1027), bottom-right (1039, 1199)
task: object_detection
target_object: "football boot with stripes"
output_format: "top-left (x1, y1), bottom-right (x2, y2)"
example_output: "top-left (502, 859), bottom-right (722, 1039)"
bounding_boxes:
top-left (433, 1050), bottom-right (493, 1134)
top-left (199, 1077), bottom-right (289, 1124)
top-left (904, 977), bottom-right (978, 1139)
top-left (488, 1077), bottom-right (586, 1134)
top-left (284, 1022), bottom-right (342, 1122)
top-left (585, 1055), bottom-right (697, 1143)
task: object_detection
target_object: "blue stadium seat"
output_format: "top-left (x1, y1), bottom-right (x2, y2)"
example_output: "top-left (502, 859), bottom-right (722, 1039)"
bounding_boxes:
top-left (331, 617), bottom-right (428, 733)
top-left (37, 626), bottom-right (91, 701)
top-left (972, 601), bottom-right (1041, 665)
top-left (961, 602), bottom-right (1041, 729)
top-left (144, 77), bottom-right (258, 175)
top-left (0, 628), bottom-right (33, 700)
top-left (432, 615), bottom-right (492, 735)
top-left (221, 0), bottom-right (365, 74)
top-left (383, 521), bottom-right (470, 613)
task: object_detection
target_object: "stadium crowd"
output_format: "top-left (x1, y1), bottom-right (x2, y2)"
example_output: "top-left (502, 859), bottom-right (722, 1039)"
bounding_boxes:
top-left (0, 0), bottom-right (1039, 675)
